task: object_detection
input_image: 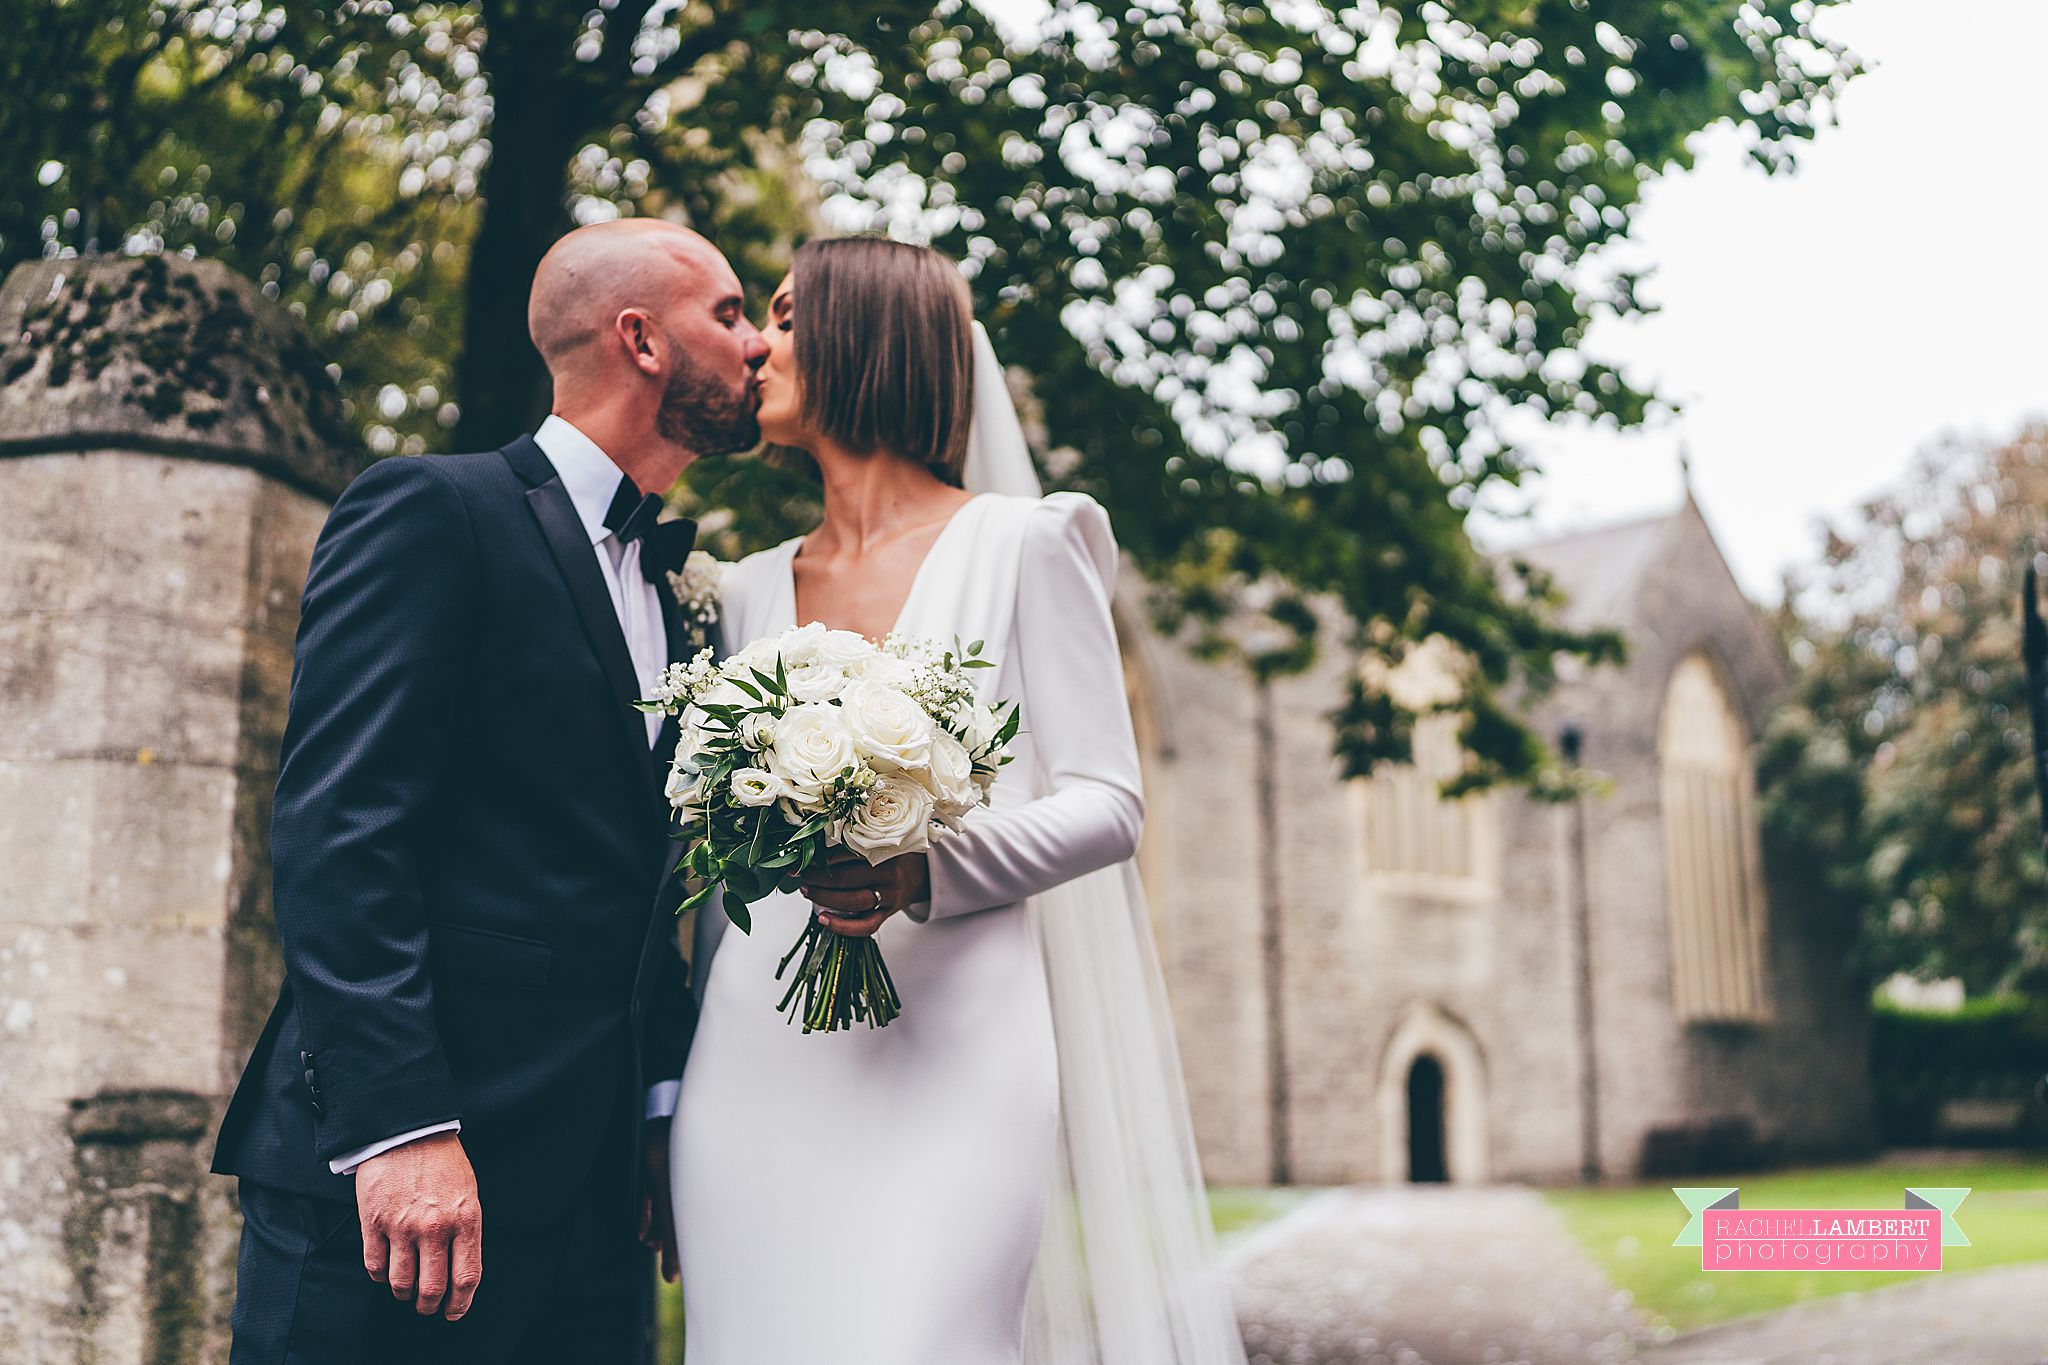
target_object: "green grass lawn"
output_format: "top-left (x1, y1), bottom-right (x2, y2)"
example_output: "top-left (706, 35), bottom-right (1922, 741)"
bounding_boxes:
top-left (1205, 1184), bottom-right (1325, 1240)
top-left (657, 1184), bottom-right (1308, 1360)
top-left (1543, 1153), bottom-right (2048, 1334)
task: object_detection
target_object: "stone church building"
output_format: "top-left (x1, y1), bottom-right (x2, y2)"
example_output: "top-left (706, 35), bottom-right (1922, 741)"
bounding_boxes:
top-left (1128, 497), bottom-right (1875, 1187)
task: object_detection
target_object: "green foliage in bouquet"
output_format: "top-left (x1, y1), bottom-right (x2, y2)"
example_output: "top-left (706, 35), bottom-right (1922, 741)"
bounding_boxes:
top-left (668, 656), bottom-right (828, 936)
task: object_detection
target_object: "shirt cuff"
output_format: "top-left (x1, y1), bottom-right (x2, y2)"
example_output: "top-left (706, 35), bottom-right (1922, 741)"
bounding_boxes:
top-left (644, 1080), bottom-right (681, 1121)
top-left (329, 1121), bottom-right (462, 1176)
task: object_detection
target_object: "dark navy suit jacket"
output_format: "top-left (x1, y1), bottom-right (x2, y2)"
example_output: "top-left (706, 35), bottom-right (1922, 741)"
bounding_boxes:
top-left (213, 436), bottom-right (695, 1229)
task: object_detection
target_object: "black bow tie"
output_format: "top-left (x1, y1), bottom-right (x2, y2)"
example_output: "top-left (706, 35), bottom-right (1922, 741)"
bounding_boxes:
top-left (602, 476), bottom-right (697, 583)
top-left (604, 477), bottom-right (662, 545)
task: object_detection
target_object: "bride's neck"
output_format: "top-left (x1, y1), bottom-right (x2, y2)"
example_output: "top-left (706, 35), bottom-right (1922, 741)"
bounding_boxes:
top-left (808, 440), bottom-right (963, 553)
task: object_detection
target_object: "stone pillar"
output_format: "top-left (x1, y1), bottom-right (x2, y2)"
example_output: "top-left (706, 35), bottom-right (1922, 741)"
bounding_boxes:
top-left (0, 254), bottom-right (364, 1362)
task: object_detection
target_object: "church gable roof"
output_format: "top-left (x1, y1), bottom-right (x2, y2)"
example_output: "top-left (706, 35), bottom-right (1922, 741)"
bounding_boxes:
top-left (1500, 496), bottom-right (1789, 722)
top-left (1503, 507), bottom-right (1683, 630)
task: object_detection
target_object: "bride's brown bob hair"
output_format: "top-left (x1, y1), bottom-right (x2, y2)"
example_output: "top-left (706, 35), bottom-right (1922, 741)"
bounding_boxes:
top-left (790, 236), bottom-right (975, 485)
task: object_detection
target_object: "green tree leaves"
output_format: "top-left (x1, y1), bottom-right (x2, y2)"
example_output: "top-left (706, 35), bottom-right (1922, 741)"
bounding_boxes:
top-left (6, 0), bottom-right (1858, 785)
top-left (1762, 426), bottom-right (2048, 996)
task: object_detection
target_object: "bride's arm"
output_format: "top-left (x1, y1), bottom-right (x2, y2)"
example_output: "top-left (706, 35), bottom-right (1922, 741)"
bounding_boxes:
top-left (906, 493), bottom-right (1145, 923)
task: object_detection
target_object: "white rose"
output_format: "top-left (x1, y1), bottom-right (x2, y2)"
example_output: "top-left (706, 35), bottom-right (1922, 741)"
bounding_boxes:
top-left (838, 679), bottom-right (934, 772)
top-left (770, 702), bottom-right (859, 804)
top-left (841, 772), bottom-right (935, 863)
top-left (917, 730), bottom-right (979, 819)
top-left (666, 761), bottom-right (706, 813)
top-left (689, 677), bottom-right (753, 730)
top-left (675, 719), bottom-right (710, 764)
top-left (778, 621), bottom-right (827, 666)
top-left (725, 676), bottom-right (765, 707)
top-left (812, 628), bottom-right (872, 672)
top-left (961, 700), bottom-right (1008, 756)
top-left (853, 652), bottom-right (917, 688)
top-left (739, 713), bottom-right (775, 750)
top-left (731, 637), bottom-right (781, 675)
top-left (729, 766), bottom-right (788, 807)
top-left (783, 659), bottom-right (847, 704)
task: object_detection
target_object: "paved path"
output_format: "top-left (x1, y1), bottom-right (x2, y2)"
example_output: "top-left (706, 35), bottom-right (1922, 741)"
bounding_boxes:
top-left (1635, 1260), bottom-right (2048, 1364)
top-left (1225, 1186), bottom-right (1644, 1365)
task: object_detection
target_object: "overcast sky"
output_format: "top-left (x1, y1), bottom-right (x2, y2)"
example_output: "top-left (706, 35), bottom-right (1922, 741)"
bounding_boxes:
top-left (1467, 0), bottom-right (2048, 601)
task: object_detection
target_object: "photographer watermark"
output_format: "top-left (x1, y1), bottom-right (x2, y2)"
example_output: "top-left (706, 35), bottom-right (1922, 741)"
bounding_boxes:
top-left (1672, 1188), bottom-right (1971, 1271)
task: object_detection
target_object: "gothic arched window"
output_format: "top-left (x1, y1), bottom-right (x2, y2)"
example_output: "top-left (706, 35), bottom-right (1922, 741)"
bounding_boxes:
top-left (1358, 643), bottom-right (1498, 899)
top-left (1659, 653), bottom-right (1769, 1022)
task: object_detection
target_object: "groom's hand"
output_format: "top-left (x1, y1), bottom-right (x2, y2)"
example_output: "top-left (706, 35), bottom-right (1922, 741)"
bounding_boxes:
top-left (355, 1131), bottom-right (483, 1320)
top-left (803, 849), bottom-right (930, 936)
top-left (639, 1118), bottom-right (680, 1283)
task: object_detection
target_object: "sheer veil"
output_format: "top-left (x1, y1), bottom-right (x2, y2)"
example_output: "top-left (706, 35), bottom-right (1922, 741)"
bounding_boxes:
top-left (963, 323), bottom-right (1249, 1365)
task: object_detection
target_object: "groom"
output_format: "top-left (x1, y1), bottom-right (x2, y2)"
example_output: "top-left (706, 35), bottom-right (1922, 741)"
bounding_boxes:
top-left (212, 220), bottom-right (767, 1362)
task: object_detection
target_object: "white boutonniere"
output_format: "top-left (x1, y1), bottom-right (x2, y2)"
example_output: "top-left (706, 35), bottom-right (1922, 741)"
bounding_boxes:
top-left (667, 550), bottom-right (727, 650)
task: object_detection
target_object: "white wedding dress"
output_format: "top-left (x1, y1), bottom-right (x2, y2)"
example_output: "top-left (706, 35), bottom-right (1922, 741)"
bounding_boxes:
top-left (671, 330), bottom-right (1247, 1365)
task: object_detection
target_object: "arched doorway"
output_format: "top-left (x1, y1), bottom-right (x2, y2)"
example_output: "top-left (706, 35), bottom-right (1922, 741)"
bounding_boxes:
top-left (1406, 1053), bottom-right (1449, 1182)
top-left (1376, 1002), bottom-right (1490, 1184)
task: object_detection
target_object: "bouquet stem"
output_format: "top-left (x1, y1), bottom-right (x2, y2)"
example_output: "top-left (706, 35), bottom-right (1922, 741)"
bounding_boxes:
top-left (774, 913), bottom-right (903, 1033)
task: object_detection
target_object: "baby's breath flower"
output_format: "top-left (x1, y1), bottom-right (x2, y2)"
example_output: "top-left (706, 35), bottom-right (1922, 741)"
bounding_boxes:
top-left (646, 652), bottom-right (717, 713)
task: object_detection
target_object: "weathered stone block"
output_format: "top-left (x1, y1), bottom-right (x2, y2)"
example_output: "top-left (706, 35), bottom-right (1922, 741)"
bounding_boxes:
top-left (0, 759), bottom-right (238, 930)
top-left (0, 253), bottom-right (360, 1365)
top-left (0, 256), bottom-right (360, 499)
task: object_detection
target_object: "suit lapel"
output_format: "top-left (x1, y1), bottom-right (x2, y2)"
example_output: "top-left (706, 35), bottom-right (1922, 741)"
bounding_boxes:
top-left (503, 437), bottom-right (662, 806)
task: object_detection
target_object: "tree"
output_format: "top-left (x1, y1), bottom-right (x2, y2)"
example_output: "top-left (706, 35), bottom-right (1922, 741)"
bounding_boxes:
top-left (6, 0), bottom-right (1859, 782)
top-left (1760, 425), bottom-right (2048, 998)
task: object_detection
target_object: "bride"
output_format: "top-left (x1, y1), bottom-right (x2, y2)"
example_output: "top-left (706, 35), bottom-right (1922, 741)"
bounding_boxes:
top-left (671, 236), bottom-right (1246, 1365)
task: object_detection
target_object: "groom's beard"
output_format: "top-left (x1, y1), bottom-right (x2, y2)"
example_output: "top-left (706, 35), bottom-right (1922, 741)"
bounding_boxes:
top-left (657, 330), bottom-right (760, 456)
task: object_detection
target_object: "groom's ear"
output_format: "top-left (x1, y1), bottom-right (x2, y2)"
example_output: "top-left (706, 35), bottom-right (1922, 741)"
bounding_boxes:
top-left (617, 310), bottom-right (662, 371)
top-left (621, 311), bottom-right (649, 354)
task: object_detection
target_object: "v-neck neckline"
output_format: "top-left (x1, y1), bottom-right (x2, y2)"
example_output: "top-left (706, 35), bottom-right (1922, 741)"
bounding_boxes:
top-left (783, 493), bottom-right (991, 640)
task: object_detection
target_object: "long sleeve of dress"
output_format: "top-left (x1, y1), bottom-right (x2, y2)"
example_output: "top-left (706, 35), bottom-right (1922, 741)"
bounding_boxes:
top-left (911, 493), bottom-right (1145, 923)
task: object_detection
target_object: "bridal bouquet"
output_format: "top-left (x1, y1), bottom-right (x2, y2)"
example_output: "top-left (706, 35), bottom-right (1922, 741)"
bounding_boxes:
top-left (636, 623), bottom-right (1018, 1033)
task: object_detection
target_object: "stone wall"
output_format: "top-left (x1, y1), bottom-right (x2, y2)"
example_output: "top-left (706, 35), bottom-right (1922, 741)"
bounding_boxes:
top-left (1123, 586), bottom-right (1274, 1185)
top-left (0, 255), bottom-right (361, 1363)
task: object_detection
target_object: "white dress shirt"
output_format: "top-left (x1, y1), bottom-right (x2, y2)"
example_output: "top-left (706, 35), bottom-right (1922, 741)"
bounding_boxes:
top-left (330, 417), bottom-right (681, 1176)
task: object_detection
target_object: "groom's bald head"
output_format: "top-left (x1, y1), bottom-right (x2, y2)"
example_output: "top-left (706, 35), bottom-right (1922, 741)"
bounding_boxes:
top-left (529, 220), bottom-right (728, 375)
top-left (528, 219), bottom-right (767, 468)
